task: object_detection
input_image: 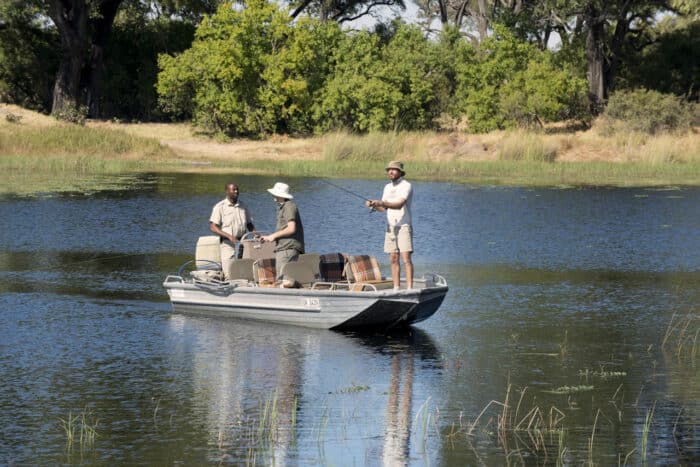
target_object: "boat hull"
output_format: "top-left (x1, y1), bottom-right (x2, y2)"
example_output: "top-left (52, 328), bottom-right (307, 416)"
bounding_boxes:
top-left (164, 279), bottom-right (448, 330)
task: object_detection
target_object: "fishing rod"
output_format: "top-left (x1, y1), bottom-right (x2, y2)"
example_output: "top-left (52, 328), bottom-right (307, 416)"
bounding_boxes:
top-left (320, 179), bottom-right (376, 211)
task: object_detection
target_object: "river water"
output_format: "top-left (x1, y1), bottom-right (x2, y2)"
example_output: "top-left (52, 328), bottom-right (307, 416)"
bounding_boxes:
top-left (1, 173), bottom-right (699, 465)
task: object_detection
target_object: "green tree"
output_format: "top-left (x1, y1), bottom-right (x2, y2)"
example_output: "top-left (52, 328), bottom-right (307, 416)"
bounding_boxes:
top-left (455, 26), bottom-right (587, 132)
top-left (0, 1), bottom-right (58, 110)
top-left (158, 0), bottom-right (341, 136)
top-left (319, 23), bottom-right (453, 132)
top-left (0, 0), bottom-right (218, 118)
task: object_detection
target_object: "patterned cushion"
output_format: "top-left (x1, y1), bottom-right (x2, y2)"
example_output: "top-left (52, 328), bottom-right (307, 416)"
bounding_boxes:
top-left (254, 258), bottom-right (276, 285)
top-left (319, 253), bottom-right (346, 282)
top-left (345, 255), bottom-right (382, 282)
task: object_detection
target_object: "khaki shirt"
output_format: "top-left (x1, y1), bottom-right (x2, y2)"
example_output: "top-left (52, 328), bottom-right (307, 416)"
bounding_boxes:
top-left (209, 199), bottom-right (251, 242)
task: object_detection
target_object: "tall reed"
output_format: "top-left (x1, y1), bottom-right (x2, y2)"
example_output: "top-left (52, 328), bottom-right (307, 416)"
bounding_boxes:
top-left (641, 402), bottom-right (656, 463)
top-left (59, 407), bottom-right (99, 453)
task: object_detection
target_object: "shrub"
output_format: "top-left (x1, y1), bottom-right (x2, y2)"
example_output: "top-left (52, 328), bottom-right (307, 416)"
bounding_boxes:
top-left (52, 104), bottom-right (87, 125)
top-left (455, 25), bottom-right (589, 133)
top-left (604, 89), bottom-right (695, 134)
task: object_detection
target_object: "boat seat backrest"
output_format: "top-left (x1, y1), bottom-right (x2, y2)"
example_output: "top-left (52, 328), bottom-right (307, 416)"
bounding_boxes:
top-left (319, 253), bottom-right (346, 282)
top-left (253, 258), bottom-right (277, 285)
top-left (280, 260), bottom-right (322, 287)
top-left (195, 235), bottom-right (222, 270)
top-left (344, 255), bottom-right (382, 282)
top-left (227, 258), bottom-right (256, 282)
top-left (241, 238), bottom-right (276, 260)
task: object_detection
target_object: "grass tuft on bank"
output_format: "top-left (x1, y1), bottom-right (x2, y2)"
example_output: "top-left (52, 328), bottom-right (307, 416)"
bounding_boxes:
top-left (0, 123), bottom-right (176, 172)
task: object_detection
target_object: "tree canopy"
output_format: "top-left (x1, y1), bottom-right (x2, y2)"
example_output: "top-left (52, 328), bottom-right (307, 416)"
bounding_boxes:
top-left (1, 0), bottom-right (697, 130)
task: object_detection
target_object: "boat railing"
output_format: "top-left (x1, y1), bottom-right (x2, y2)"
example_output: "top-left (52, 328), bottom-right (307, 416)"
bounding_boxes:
top-left (310, 281), bottom-right (351, 291)
top-left (423, 272), bottom-right (447, 287)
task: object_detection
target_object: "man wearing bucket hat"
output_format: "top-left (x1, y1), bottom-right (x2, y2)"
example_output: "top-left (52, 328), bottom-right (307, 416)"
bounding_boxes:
top-left (261, 182), bottom-right (305, 283)
top-left (365, 160), bottom-right (414, 290)
top-left (209, 182), bottom-right (256, 280)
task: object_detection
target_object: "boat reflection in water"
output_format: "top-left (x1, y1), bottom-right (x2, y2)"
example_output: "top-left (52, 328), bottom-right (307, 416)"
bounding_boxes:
top-left (167, 314), bottom-right (442, 464)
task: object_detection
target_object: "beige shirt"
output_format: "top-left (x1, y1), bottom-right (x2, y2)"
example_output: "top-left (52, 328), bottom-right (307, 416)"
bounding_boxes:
top-left (209, 199), bottom-right (251, 241)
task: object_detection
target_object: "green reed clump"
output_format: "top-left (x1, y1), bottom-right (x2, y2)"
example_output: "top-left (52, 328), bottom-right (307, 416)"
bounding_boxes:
top-left (59, 407), bottom-right (99, 453)
top-left (498, 131), bottom-right (557, 162)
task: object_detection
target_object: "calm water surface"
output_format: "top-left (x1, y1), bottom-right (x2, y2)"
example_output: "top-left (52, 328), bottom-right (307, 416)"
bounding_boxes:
top-left (1, 174), bottom-right (699, 465)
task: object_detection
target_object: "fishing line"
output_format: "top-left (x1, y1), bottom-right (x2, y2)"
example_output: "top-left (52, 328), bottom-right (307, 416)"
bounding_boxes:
top-left (319, 179), bottom-right (377, 212)
top-left (319, 179), bottom-right (370, 201)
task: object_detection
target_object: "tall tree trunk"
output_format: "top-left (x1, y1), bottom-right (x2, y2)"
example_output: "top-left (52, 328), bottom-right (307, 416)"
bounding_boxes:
top-left (585, 5), bottom-right (606, 112)
top-left (85, 0), bottom-right (121, 118)
top-left (49, 0), bottom-right (89, 115)
top-left (438, 0), bottom-right (448, 25)
top-left (476, 0), bottom-right (489, 42)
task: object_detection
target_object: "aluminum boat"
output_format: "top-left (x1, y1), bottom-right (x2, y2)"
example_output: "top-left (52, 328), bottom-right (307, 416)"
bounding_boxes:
top-left (163, 236), bottom-right (448, 330)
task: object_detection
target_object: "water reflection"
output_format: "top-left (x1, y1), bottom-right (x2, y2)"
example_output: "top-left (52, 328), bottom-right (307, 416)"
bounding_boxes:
top-left (167, 315), bottom-right (442, 465)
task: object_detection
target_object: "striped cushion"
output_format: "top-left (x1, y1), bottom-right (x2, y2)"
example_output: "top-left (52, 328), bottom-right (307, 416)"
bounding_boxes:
top-left (254, 258), bottom-right (276, 284)
top-left (345, 255), bottom-right (382, 282)
top-left (320, 253), bottom-right (346, 282)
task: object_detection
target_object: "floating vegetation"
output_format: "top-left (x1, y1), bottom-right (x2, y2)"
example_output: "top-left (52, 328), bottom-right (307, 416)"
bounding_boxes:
top-left (334, 383), bottom-right (370, 394)
top-left (578, 368), bottom-right (627, 379)
top-left (58, 406), bottom-right (99, 453)
top-left (545, 385), bottom-right (595, 395)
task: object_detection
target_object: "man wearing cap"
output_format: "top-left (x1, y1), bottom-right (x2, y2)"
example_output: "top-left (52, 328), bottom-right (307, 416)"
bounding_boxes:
top-left (365, 161), bottom-right (414, 290)
top-left (210, 182), bottom-right (256, 280)
top-left (261, 182), bottom-right (305, 282)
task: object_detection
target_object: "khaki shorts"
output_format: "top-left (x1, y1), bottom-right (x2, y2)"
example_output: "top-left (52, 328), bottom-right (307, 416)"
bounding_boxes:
top-left (384, 224), bottom-right (413, 253)
top-left (276, 249), bottom-right (300, 280)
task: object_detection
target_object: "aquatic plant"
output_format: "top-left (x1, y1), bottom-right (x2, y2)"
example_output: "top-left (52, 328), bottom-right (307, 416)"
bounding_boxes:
top-left (58, 406), bottom-right (99, 453)
top-left (662, 312), bottom-right (699, 363)
top-left (578, 367), bottom-right (627, 379)
top-left (641, 402), bottom-right (656, 464)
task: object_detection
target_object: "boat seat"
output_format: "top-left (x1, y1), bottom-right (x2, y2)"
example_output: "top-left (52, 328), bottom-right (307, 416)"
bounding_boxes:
top-left (319, 252), bottom-right (346, 282)
top-left (281, 255), bottom-right (322, 287)
top-left (241, 233), bottom-right (275, 260)
top-left (253, 257), bottom-right (277, 286)
top-left (227, 258), bottom-right (255, 282)
top-left (344, 254), bottom-right (382, 282)
top-left (195, 235), bottom-right (222, 270)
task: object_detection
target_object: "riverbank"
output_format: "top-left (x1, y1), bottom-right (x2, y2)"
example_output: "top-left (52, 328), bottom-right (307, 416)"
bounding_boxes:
top-left (2, 104), bottom-right (699, 188)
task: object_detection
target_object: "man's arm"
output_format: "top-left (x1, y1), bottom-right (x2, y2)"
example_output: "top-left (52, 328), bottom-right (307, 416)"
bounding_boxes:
top-left (365, 198), bottom-right (406, 211)
top-left (261, 220), bottom-right (295, 242)
top-left (210, 222), bottom-right (236, 242)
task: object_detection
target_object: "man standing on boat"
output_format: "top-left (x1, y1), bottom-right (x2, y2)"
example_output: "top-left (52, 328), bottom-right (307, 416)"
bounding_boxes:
top-left (209, 182), bottom-right (255, 280)
top-left (261, 182), bottom-right (305, 283)
top-left (365, 161), bottom-right (413, 290)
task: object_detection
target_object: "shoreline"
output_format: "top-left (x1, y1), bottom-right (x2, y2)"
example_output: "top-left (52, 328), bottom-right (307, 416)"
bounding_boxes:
top-left (1, 104), bottom-right (699, 188)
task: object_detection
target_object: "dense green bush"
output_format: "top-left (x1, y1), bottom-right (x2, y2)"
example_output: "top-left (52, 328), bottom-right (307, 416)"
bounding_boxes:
top-left (604, 89), bottom-right (696, 134)
top-left (319, 24), bottom-right (452, 132)
top-left (454, 26), bottom-right (589, 132)
top-left (158, 0), bottom-right (341, 137)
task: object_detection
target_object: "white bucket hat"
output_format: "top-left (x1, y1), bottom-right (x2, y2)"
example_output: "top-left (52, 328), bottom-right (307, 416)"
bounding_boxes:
top-left (267, 182), bottom-right (293, 199)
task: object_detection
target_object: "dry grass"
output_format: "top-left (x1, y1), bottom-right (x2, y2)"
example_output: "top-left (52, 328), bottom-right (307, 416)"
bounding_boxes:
top-left (2, 103), bottom-right (700, 186)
